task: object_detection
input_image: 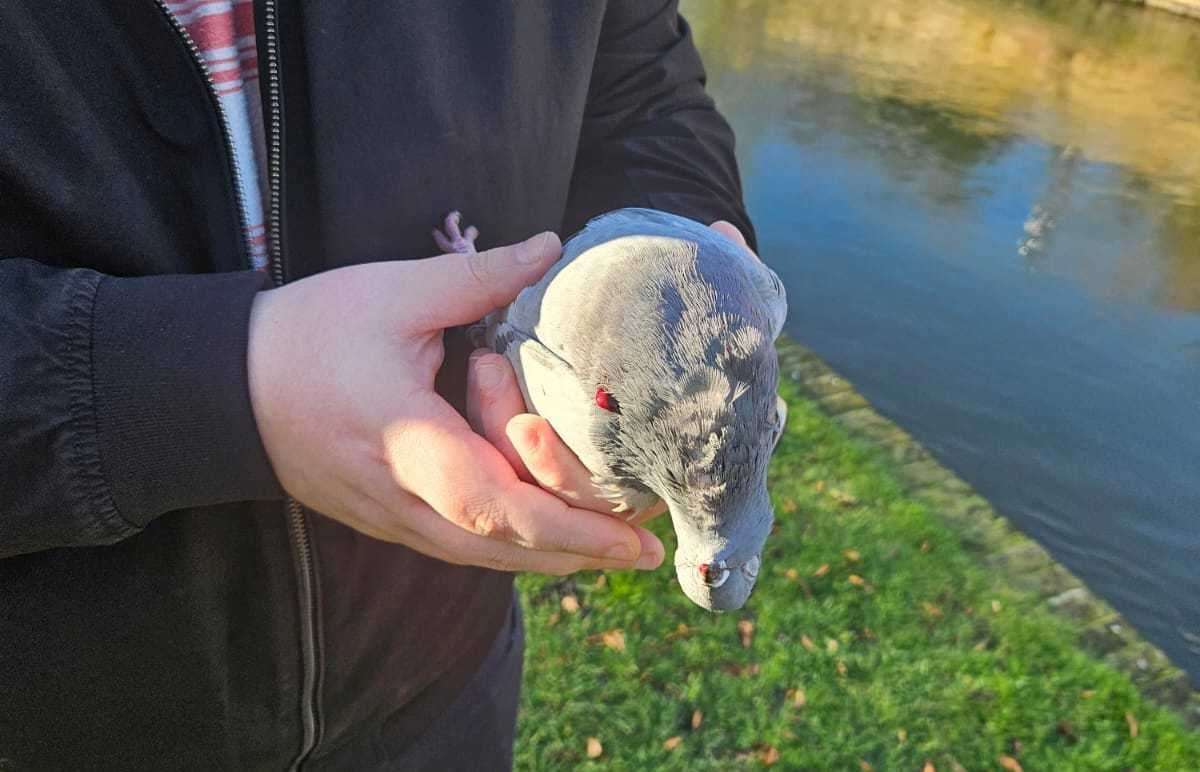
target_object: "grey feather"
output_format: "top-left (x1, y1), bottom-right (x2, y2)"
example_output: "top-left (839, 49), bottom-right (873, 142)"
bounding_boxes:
top-left (486, 207), bottom-right (788, 611)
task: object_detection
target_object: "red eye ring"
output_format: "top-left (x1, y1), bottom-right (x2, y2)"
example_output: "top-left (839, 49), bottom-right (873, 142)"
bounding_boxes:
top-left (595, 387), bottom-right (620, 414)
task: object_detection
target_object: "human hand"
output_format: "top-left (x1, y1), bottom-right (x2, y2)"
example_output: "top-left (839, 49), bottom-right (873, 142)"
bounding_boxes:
top-left (464, 351), bottom-right (669, 527)
top-left (246, 232), bottom-right (665, 575)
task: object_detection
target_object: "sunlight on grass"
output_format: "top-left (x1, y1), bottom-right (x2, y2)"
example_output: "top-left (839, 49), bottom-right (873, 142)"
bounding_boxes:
top-left (515, 381), bottom-right (1200, 769)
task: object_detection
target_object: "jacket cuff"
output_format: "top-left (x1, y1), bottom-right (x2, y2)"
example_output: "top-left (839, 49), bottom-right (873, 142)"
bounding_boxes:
top-left (92, 271), bottom-right (285, 526)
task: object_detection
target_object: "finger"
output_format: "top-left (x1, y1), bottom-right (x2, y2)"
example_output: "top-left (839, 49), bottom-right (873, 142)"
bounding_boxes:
top-left (409, 231), bottom-right (562, 329)
top-left (383, 395), bottom-right (656, 562)
top-left (400, 492), bottom-right (663, 574)
top-left (709, 220), bottom-right (748, 247)
top-left (342, 478), bottom-right (654, 574)
top-left (465, 350), bottom-right (532, 481)
top-left (507, 413), bottom-right (627, 514)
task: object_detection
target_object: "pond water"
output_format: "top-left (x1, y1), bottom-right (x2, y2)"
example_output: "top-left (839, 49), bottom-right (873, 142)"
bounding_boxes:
top-left (682, 0), bottom-right (1200, 681)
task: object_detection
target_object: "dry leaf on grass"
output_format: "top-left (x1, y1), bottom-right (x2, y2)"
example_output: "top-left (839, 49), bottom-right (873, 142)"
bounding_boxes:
top-left (825, 638), bottom-right (839, 653)
top-left (787, 687), bottom-right (807, 707)
top-left (848, 574), bottom-right (865, 587)
top-left (594, 574), bottom-right (607, 588)
top-left (813, 564), bottom-right (830, 578)
top-left (998, 754), bottom-right (1023, 772)
top-left (922, 602), bottom-right (944, 619)
top-left (759, 745), bottom-right (780, 765)
top-left (896, 728), bottom-right (907, 743)
top-left (1080, 689), bottom-right (1096, 699)
top-left (586, 737), bottom-right (602, 759)
top-left (1126, 712), bottom-right (1139, 738)
top-left (780, 499), bottom-right (798, 514)
top-left (785, 568), bottom-right (800, 581)
top-left (560, 595), bottom-right (580, 614)
top-left (991, 600), bottom-right (1002, 613)
top-left (601, 629), bottom-right (626, 652)
top-left (843, 549), bottom-right (862, 562)
top-left (691, 709), bottom-right (704, 729)
top-left (836, 660), bottom-right (848, 676)
top-left (663, 736), bottom-right (682, 751)
top-left (800, 635), bottom-right (817, 652)
top-left (547, 612), bottom-right (561, 627)
top-left (830, 488), bottom-right (859, 506)
top-left (922, 761), bottom-right (936, 772)
top-left (738, 619), bottom-right (755, 648)
top-left (859, 761), bottom-right (875, 771)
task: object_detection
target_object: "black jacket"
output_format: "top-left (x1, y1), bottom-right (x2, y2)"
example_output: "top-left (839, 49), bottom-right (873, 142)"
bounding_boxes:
top-left (0, 1), bottom-right (752, 768)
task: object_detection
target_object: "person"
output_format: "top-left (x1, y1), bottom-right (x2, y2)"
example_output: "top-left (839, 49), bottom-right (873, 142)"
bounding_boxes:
top-left (0, 1), bottom-right (755, 768)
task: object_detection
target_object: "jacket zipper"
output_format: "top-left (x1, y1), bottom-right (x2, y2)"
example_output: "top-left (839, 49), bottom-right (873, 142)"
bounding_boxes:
top-left (154, 1), bottom-right (322, 766)
top-left (153, 0), bottom-right (254, 263)
top-left (260, 1), bottom-right (324, 768)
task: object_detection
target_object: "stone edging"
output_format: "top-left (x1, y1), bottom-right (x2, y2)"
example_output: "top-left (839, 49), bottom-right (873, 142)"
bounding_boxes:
top-left (1132, 0), bottom-right (1200, 21)
top-left (776, 336), bottom-right (1200, 727)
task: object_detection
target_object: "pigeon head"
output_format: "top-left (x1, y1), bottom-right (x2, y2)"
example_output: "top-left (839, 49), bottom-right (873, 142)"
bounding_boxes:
top-left (585, 256), bottom-right (786, 610)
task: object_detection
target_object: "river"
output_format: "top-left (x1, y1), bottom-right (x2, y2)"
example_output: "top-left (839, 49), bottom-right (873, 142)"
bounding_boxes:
top-left (681, 0), bottom-right (1200, 681)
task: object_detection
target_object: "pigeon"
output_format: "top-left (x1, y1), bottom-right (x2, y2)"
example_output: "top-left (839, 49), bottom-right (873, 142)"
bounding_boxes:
top-left (434, 208), bottom-right (788, 611)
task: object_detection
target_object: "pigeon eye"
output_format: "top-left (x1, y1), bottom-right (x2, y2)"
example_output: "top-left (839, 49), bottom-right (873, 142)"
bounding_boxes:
top-left (698, 561), bottom-right (730, 588)
top-left (595, 387), bottom-right (620, 414)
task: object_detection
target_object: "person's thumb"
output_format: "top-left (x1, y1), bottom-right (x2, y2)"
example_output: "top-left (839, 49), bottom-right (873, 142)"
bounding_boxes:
top-left (410, 231), bottom-right (562, 329)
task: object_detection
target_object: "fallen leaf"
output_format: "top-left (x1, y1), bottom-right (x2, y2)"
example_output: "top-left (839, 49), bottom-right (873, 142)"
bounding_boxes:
top-left (738, 619), bottom-right (755, 648)
top-left (785, 568), bottom-right (800, 581)
top-left (547, 612), bottom-right (561, 627)
top-left (787, 687), bottom-right (807, 707)
top-left (663, 736), bottom-right (682, 751)
top-left (801, 635), bottom-right (816, 652)
top-left (861, 627), bottom-right (877, 640)
top-left (666, 623), bottom-right (691, 641)
top-left (813, 480), bottom-right (826, 492)
top-left (813, 564), bottom-right (830, 578)
top-left (923, 761), bottom-right (936, 772)
top-left (691, 709), bottom-right (703, 729)
top-left (601, 629), bottom-right (626, 652)
top-left (760, 745), bottom-right (780, 765)
top-left (920, 540), bottom-right (932, 552)
top-left (830, 488), bottom-right (858, 506)
top-left (843, 549), bottom-right (862, 562)
top-left (586, 737), bottom-right (603, 759)
top-left (1080, 689), bottom-right (1096, 700)
top-left (998, 755), bottom-right (1023, 772)
top-left (836, 660), bottom-right (848, 676)
top-left (922, 602), bottom-right (944, 619)
top-left (991, 600), bottom-right (1002, 613)
top-left (973, 639), bottom-right (989, 652)
top-left (1126, 712), bottom-right (1139, 738)
top-left (896, 728), bottom-right (907, 743)
top-left (826, 638), bottom-right (839, 653)
top-left (594, 574), bottom-right (607, 588)
top-left (859, 761), bottom-right (875, 772)
top-left (848, 574), bottom-right (865, 586)
top-left (780, 499), bottom-right (798, 514)
top-left (560, 595), bottom-right (580, 614)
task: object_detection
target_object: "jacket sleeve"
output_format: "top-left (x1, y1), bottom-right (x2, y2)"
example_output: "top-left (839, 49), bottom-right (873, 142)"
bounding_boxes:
top-left (0, 258), bottom-right (284, 558)
top-left (563, 0), bottom-right (756, 250)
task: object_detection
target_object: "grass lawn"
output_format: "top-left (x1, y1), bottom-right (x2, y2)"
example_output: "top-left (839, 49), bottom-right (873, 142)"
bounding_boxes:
top-left (514, 379), bottom-right (1200, 770)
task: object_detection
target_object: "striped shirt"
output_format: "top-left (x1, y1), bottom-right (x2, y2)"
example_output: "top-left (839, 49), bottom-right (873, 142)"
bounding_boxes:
top-left (165, 0), bottom-right (269, 270)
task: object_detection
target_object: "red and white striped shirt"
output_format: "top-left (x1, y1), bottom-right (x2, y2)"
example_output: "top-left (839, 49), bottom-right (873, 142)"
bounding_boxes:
top-left (165, 0), bottom-right (269, 270)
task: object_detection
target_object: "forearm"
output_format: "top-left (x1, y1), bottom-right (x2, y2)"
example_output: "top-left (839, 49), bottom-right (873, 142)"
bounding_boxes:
top-left (0, 258), bottom-right (282, 558)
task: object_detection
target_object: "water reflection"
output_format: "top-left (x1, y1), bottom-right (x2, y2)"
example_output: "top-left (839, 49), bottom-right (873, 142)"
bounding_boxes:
top-left (682, 0), bottom-right (1200, 680)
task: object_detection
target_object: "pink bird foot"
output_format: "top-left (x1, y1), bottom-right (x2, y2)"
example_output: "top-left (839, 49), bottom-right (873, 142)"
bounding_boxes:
top-left (432, 210), bottom-right (479, 254)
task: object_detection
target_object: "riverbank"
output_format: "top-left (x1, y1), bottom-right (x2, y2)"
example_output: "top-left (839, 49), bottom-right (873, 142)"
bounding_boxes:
top-left (514, 337), bottom-right (1200, 769)
top-left (1131, 0), bottom-right (1200, 21)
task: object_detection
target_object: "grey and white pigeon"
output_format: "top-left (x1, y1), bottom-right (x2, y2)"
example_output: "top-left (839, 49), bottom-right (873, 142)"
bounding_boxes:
top-left (434, 207), bottom-right (788, 611)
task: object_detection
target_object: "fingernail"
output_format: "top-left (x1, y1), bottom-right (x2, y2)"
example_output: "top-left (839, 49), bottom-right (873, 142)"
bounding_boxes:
top-left (518, 231), bottom-right (556, 264)
top-left (635, 547), bottom-right (663, 570)
top-left (605, 541), bottom-right (637, 562)
top-left (474, 358), bottom-right (502, 390)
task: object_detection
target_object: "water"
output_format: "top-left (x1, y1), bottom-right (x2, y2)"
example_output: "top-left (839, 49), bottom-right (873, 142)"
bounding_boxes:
top-left (682, 0), bottom-right (1200, 681)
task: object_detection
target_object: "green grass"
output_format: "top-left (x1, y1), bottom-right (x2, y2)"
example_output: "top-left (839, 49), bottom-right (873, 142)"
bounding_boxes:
top-left (514, 380), bottom-right (1200, 770)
